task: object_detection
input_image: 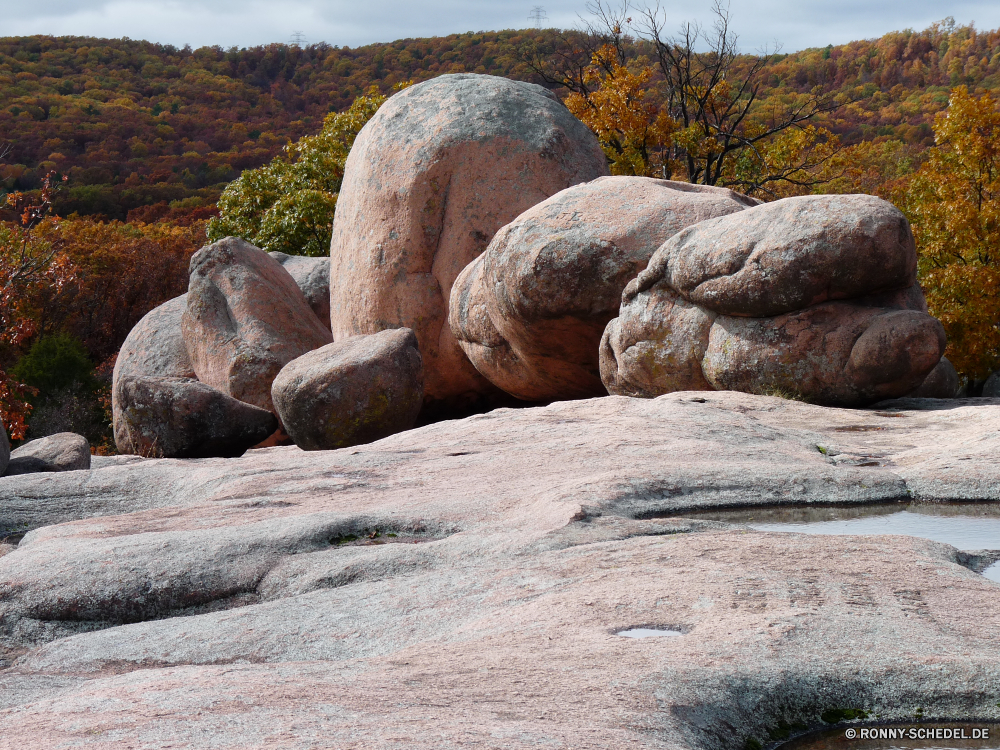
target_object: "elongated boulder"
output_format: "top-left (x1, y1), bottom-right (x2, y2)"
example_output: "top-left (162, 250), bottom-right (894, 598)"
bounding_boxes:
top-left (4, 432), bottom-right (90, 476)
top-left (601, 195), bottom-right (947, 406)
top-left (114, 376), bottom-right (278, 458)
top-left (112, 294), bottom-right (196, 454)
top-left (272, 328), bottom-right (424, 450)
top-left (450, 177), bottom-right (757, 401)
top-left (329, 73), bottom-right (608, 414)
top-left (183, 237), bottom-right (332, 413)
top-left (269, 252), bottom-right (331, 330)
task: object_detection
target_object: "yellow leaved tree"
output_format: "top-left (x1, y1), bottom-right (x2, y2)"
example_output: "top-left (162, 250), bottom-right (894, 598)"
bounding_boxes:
top-left (564, 44), bottom-right (676, 177)
top-left (903, 86), bottom-right (1000, 381)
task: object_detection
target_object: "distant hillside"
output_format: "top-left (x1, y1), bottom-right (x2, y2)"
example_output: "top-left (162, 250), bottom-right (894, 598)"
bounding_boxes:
top-left (1, 21), bottom-right (998, 220)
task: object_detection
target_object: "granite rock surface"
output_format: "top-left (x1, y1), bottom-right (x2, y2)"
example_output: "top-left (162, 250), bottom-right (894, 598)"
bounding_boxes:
top-left (272, 328), bottom-right (424, 450)
top-left (328, 73), bottom-right (608, 414)
top-left (269, 251), bottom-right (331, 330)
top-left (450, 177), bottom-right (757, 401)
top-left (183, 237), bottom-right (332, 413)
top-left (112, 376), bottom-right (278, 458)
top-left (3, 433), bottom-right (90, 476)
top-left (111, 294), bottom-right (196, 453)
top-left (1, 393), bottom-right (998, 748)
top-left (602, 195), bottom-right (947, 406)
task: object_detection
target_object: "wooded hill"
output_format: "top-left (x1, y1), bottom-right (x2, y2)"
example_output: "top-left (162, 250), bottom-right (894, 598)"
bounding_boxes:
top-left (1, 19), bottom-right (999, 221)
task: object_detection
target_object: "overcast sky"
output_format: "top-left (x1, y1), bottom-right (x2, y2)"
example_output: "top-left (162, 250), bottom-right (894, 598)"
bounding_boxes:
top-left (3, 1), bottom-right (999, 54)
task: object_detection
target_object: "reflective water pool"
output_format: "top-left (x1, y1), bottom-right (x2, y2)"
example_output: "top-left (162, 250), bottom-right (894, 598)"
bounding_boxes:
top-left (615, 628), bottom-right (683, 638)
top-left (666, 503), bottom-right (1000, 553)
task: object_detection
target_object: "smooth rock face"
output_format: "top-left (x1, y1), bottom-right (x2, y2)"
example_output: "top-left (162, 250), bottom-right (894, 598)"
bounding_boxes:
top-left (114, 376), bottom-right (278, 458)
top-left (183, 237), bottom-right (332, 413)
top-left (2, 394), bottom-right (1000, 747)
top-left (659, 194), bottom-right (918, 317)
top-left (269, 252), bottom-right (331, 330)
top-left (983, 370), bottom-right (1000, 397)
top-left (271, 328), bottom-right (424, 450)
top-left (602, 195), bottom-right (947, 406)
top-left (4, 433), bottom-right (90, 476)
top-left (329, 73), bottom-right (609, 413)
top-left (450, 177), bottom-right (758, 401)
top-left (0, 428), bottom-right (8, 476)
top-left (906, 356), bottom-right (959, 398)
top-left (112, 294), bottom-right (196, 454)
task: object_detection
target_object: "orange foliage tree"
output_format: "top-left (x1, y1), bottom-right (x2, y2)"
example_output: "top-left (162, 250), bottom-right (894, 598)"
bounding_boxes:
top-left (0, 172), bottom-right (72, 439)
top-left (565, 44), bottom-right (676, 177)
top-left (903, 86), bottom-right (1000, 381)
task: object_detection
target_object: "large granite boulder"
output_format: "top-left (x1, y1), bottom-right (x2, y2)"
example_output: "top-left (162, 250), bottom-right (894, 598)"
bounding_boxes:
top-left (114, 376), bottom-right (278, 458)
top-left (183, 237), bottom-right (332, 413)
top-left (272, 328), bottom-right (423, 450)
top-left (450, 177), bottom-right (757, 401)
top-left (112, 294), bottom-right (196, 454)
top-left (269, 252), bottom-right (331, 330)
top-left (3, 432), bottom-right (90, 476)
top-left (328, 73), bottom-right (608, 414)
top-left (601, 195), bottom-right (947, 406)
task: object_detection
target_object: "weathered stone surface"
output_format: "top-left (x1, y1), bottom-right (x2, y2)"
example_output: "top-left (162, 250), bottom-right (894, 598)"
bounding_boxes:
top-left (269, 251), bottom-right (331, 330)
top-left (0, 428), bottom-right (8, 477)
top-left (111, 294), bottom-right (195, 453)
top-left (907, 356), bottom-right (959, 398)
top-left (602, 195), bottom-right (946, 406)
top-left (1, 394), bottom-right (1000, 746)
top-left (450, 177), bottom-right (757, 401)
top-left (658, 194), bottom-right (918, 317)
top-left (113, 376), bottom-right (278, 458)
top-left (983, 370), bottom-right (1000, 397)
top-left (183, 237), bottom-right (332, 413)
top-left (329, 73), bottom-right (609, 413)
top-left (3, 433), bottom-right (90, 476)
top-left (272, 328), bottom-right (423, 450)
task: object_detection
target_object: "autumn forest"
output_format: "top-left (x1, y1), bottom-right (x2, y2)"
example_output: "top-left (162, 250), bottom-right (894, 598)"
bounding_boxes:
top-left (2, 16), bottom-right (1000, 448)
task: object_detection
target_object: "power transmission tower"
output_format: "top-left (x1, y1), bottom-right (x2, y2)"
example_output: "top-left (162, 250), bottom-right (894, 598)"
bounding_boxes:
top-left (289, 31), bottom-right (307, 47)
top-left (528, 6), bottom-right (548, 29)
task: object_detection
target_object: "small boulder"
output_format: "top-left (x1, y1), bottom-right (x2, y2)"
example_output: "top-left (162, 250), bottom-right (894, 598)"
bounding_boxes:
top-left (601, 194), bottom-right (947, 406)
top-left (112, 294), bottom-right (196, 454)
top-left (272, 328), bottom-right (424, 450)
top-left (114, 376), bottom-right (278, 458)
top-left (269, 252), bottom-right (331, 330)
top-left (329, 73), bottom-right (609, 413)
top-left (183, 237), bottom-right (332, 413)
top-left (907, 357), bottom-right (960, 399)
top-left (450, 177), bottom-right (757, 400)
top-left (4, 433), bottom-right (91, 476)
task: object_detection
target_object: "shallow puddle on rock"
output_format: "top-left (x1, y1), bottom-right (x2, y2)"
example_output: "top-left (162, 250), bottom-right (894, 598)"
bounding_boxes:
top-left (777, 723), bottom-right (1000, 750)
top-left (662, 503), bottom-right (1000, 552)
top-left (616, 628), bottom-right (683, 638)
top-left (984, 562), bottom-right (1000, 583)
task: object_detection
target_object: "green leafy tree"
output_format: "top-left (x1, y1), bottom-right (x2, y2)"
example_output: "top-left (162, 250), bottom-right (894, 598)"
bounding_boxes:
top-left (207, 86), bottom-right (390, 256)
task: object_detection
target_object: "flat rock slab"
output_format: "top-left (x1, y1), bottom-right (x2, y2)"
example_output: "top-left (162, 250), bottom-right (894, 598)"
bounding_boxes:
top-left (0, 393), bottom-right (999, 748)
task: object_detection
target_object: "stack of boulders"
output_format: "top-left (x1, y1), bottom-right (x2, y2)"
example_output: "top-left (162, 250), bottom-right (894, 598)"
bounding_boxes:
top-left (110, 72), bottom-right (957, 459)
